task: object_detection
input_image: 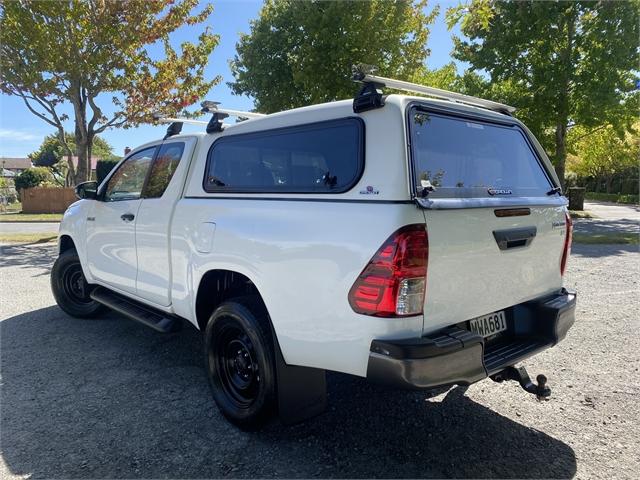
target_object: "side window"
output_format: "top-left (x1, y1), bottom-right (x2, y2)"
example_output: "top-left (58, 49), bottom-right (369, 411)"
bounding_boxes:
top-left (103, 147), bottom-right (156, 202)
top-left (204, 118), bottom-right (364, 193)
top-left (143, 142), bottom-right (185, 198)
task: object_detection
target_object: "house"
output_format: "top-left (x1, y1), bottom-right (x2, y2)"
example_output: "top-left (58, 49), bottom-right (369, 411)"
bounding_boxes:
top-left (0, 157), bottom-right (32, 176)
top-left (70, 156), bottom-right (102, 176)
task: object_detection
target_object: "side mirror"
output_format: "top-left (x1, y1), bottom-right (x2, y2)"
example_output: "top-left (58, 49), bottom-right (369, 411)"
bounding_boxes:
top-left (75, 181), bottom-right (98, 200)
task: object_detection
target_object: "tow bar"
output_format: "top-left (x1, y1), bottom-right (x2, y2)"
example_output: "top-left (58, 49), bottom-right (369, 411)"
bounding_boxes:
top-left (491, 366), bottom-right (551, 400)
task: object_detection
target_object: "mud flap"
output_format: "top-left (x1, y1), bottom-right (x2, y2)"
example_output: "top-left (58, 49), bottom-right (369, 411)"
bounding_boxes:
top-left (273, 339), bottom-right (327, 425)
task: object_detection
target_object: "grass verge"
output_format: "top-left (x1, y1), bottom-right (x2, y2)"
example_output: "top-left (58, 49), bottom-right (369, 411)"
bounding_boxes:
top-left (0, 213), bottom-right (63, 222)
top-left (573, 232), bottom-right (639, 245)
top-left (0, 233), bottom-right (57, 244)
top-left (569, 210), bottom-right (596, 219)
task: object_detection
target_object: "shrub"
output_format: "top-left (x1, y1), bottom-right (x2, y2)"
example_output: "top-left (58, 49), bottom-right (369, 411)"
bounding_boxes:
top-left (96, 159), bottom-right (119, 184)
top-left (585, 192), bottom-right (639, 205)
top-left (14, 167), bottom-right (52, 191)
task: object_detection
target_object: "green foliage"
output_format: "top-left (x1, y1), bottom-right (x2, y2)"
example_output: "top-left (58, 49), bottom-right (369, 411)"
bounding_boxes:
top-left (14, 167), bottom-right (53, 191)
top-left (412, 63), bottom-right (459, 91)
top-left (1, 1), bottom-right (219, 184)
top-left (230, 0), bottom-right (438, 113)
top-left (447, 0), bottom-right (640, 185)
top-left (30, 131), bottom-right (114, 165)
top-left (567, 125), bottom-right (638, 181)
top-left (29, 132), bottom-right (115, 186)
top-left (584, 192), bottom-right (639, 205)
top-left (96, 160), bottom-right (120, 184)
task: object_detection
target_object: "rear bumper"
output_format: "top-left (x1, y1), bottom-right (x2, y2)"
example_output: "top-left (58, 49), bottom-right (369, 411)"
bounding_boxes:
top-left (366, 288), bottom-right (576, 390)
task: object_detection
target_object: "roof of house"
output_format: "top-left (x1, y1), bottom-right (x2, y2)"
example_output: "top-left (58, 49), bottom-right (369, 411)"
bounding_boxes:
top-left (0, 156), bottom-right (104, 171)
top-left (0, 157), bottom-right (32, 169)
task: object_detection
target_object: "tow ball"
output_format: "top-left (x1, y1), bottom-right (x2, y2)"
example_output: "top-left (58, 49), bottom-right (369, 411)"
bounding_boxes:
top-left (490, 366), bottom-right (551, 400)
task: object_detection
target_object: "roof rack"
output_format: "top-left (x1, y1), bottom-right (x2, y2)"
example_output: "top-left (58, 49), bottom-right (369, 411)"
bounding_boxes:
top-left (200, 101), bottom-right (266, 133)
top-left (351, 64), bottom-right (516, 115)
top-left (152, 102), bottom-right (267, 138)
top-left (201, 101), bottom-right (266, 120)
top-left (152, 113), bottom-right (209, 139)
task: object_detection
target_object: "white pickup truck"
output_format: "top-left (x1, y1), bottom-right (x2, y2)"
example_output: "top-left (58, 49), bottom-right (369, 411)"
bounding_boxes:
top-left (51, 72), bottom-right (576, 429)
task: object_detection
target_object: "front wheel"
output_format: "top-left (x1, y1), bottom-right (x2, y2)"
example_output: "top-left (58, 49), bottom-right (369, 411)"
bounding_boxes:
top-left (51, 249), bottom-right (106, 318)
top-left (204, 297), bottom-right (277, 429)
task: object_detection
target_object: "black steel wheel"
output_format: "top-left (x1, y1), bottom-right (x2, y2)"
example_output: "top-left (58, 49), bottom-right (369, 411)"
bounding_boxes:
top-left (205, 297), bottom-right (276, 429)
top-left (51, 249), bottom-right (106, 318)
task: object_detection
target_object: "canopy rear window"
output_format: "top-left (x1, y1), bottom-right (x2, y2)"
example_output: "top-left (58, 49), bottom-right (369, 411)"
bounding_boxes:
top-left (409, 109), bottom-right (552, 199)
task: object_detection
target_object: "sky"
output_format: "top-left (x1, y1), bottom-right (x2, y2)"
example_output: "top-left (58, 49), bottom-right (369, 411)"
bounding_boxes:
top-left (0, 0), bottom-right (463, 159)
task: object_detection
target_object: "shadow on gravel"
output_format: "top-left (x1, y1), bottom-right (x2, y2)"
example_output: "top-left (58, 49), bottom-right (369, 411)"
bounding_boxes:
top-left (571, 242), bottom-right (639, 258)
top-left (1, 306), bottom-right (577, 479)
top-left (0, 243), bottom-right (55, 275)
top-left (573, 218), bottom-right (639, 235)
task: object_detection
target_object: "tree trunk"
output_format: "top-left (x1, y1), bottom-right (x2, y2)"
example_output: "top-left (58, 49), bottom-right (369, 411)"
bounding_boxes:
top-left (70, 81), bottom-right (90, 185)
top-left (553, 3), bottom-right (576, 191)
top-left (554, 122), bottom-right (568, 190)
top-left (74, 123), bottom-right (90, 185)
top-left (74, 139), bottom-right (89, 184)
top-left (605, 176), bottom-right (613, 194)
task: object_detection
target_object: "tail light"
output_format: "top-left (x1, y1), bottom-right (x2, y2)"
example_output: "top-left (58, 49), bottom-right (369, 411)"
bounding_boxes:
top-left (348, 224), bottom-right (428, 317)
top-left (560, 211), bottom-right (573, 276)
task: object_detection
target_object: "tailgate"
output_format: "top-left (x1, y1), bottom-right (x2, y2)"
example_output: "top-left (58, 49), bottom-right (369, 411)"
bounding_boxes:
top-left (406, 104), bottom-right (569, 335)
top-left (421, 205), bottom-right (567, 334)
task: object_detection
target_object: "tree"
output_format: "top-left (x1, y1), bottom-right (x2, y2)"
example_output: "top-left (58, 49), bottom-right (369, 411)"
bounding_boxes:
top-left (29, 132), bottom-right (115, 185)
top-left (14, 167), bottom-right (53, 192)
top-left (96, 159), bottom-right (120, 184)
top-left (1, 0), bottom-right (219, 185)
top-left (447, 0), bottom-right (640, 187)
top-left (567, 124), bottom-right (639, 193)
top-left (230, 0), bottom-right (438, 113)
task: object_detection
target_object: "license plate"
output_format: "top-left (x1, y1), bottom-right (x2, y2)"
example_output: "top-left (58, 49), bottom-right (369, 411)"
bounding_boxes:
top-left (469, 310), bottom-right (507, 338)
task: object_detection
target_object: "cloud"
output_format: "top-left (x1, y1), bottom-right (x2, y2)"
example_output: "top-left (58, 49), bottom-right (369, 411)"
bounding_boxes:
top-left (0, 128), bottom-right (40, 141)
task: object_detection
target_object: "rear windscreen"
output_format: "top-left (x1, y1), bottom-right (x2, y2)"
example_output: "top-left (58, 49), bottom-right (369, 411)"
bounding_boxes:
top-left (410, 109), bottom-right (552, 198)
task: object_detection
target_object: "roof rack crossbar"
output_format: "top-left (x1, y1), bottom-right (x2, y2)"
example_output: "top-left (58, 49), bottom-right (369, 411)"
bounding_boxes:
top-left (351, 65), bottom-right (516, 115)
top-left (155, 117), bottom-right (209, 126)
top-left (201, 101), bottom-right (266, 120)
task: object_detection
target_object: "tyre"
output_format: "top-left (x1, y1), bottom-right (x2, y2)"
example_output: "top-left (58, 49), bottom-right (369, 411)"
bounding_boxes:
top-left (51, 249), bottom-right (106, 318)
top-left (204, 297), bottom-right (277, 429)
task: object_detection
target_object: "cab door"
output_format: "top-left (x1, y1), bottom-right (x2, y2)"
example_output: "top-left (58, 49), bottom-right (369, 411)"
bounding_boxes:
top-left (134, 139), bottom-right (194, 306)
top-left (86, 146), bottom-right (157, 294)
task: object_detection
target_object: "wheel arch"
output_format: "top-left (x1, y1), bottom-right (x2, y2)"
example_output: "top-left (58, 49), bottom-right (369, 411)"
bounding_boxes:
top-left (59, 234), bottom-right (76, 254)
top-left (194, 269), bottom-right (268, 332)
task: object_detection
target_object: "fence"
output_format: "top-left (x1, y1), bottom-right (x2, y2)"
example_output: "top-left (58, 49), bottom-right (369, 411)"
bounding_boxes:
top-left (21, 187), bottom-right (76, 213)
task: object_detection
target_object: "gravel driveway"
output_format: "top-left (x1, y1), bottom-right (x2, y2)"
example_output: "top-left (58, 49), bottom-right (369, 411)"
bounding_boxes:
top-left (1, 242), bottom-right (638, 479)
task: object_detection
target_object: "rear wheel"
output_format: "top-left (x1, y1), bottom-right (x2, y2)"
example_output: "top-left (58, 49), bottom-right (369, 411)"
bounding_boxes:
top-left (204, 297), bottom-right (277, 429)
top-left (51, 249), bottom-right (106, 318)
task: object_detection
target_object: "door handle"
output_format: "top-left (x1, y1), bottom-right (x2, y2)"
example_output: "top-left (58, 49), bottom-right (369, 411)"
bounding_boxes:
top-left (493, 226), bottom-right (536, 250)
top-left (121, 213), bottom-right (135, 222)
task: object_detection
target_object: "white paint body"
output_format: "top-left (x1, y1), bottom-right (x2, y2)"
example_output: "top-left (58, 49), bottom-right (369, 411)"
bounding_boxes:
top-left (59, 95), bottom-right (568, 377)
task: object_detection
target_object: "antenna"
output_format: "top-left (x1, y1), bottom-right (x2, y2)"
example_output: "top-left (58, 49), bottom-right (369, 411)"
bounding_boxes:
top-left (351, 64), bottom-right (516, 115)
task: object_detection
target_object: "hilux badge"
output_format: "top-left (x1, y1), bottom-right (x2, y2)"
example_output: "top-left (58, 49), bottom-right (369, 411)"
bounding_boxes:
top-left (360, 185), bottom-right (379, 195)
top-left (488, 188), bottom-right (513, 196)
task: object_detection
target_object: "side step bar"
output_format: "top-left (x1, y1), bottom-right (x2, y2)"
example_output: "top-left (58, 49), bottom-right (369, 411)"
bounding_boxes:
top-left (90, 286), bottom-right (180, 333)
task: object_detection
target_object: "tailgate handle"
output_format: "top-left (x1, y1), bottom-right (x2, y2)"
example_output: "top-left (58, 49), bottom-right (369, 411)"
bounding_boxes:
top-left (493, 226), bottom-right (537, 250)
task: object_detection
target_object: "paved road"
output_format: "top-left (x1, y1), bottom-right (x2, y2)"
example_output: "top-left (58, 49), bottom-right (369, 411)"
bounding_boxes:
top-left (0, 222), bottom-right (59, 234)
top-left (583, 200), bottom-right (640, 221)
top-left (573, 201), bottom-right (640, 238)
top-left (1, 242), bottom-right (639, 479)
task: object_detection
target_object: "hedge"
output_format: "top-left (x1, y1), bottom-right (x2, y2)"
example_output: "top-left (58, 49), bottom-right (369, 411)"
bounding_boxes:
top-left (585, 192), bottom-right (639, 205)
